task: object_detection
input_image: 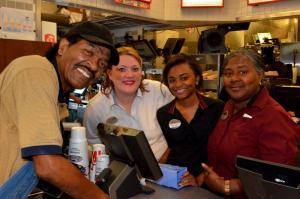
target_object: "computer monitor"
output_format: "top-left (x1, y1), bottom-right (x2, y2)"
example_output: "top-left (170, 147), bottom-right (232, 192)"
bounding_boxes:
top-left (162, 38), bottom-right (185, 56)
top-left (257, 32), bottom-right (272, 44)
top-left (97, 123), bottom-right (162, 181)
top-left (172, 38), bottom-right (185, 54)
top-left (236, 155), bottom-right (300, 199)
top-left (131, 39), bottom-right (158, 61)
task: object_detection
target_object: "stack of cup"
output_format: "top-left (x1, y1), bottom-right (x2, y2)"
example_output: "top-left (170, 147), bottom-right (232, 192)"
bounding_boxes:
top-left (68, 127), bottom-right (89, 178)
top-left (89, 144), bottom-right (106, 183)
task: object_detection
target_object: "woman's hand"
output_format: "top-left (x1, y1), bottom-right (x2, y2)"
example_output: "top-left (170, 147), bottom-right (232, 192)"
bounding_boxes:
top-left (201, 163), bottom-right (225, 194)
top-left (201, 163), bottom-right (243, 195)
top-left (179, 171), bottom-right (198, 187)
top-left (195, 172), bottom-right (206, 186)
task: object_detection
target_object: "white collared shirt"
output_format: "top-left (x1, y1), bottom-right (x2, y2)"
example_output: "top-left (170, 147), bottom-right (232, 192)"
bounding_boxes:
top-left (83, 79), bottom-right (174, 160)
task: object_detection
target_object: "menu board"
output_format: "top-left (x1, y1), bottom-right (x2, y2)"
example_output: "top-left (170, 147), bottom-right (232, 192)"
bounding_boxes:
top-left (181, 0), bottom-right (223, 7)
top-left (248, 0), bottom-right (282, 5)
top-left (115, 0), bottom-right (150, 9)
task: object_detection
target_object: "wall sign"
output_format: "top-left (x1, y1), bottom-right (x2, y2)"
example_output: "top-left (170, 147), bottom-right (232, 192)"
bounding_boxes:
top-left (248, 0), bottom-right (282, 5)
top-left (115, 0), bottom-right (150, 9)
top-left (181, 0), bottom-right (224, 8)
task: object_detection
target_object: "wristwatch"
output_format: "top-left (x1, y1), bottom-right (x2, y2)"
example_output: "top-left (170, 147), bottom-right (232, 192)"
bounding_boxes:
top-left (224, 180), bottom-right (230, 195)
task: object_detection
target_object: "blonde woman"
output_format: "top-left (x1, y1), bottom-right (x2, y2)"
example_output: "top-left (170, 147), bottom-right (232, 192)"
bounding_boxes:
top-left (84, 46), bottom-right (174, 160)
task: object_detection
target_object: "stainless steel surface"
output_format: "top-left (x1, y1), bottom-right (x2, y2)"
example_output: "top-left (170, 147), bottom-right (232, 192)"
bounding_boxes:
top-left (191, 53), bottom-right (224, 95)
top-left (131, 182), bottom-right (226, 199)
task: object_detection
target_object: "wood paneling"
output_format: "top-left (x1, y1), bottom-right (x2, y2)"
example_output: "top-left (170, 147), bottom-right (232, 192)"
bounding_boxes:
top-left (0, 39), bottom-right (52, 73)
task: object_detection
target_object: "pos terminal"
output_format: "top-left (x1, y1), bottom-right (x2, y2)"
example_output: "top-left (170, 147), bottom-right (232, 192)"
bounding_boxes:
top-left (96, 123), bottom-right (163, 199)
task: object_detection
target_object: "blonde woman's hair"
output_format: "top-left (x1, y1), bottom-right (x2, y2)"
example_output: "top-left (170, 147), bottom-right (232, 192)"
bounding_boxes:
top-left (101, 46), bottom-right (148, 95)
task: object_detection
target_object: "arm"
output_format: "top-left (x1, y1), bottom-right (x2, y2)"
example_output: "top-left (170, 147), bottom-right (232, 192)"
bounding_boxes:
top-left (158, 148), bottom-right (170, 163)
top-left (33, 155), bottom-right (109, 199)
top-left (202, 163), bottom-right (243, 195)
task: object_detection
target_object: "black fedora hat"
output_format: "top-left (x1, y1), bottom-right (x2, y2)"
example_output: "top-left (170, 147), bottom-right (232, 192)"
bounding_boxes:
top-left (66, 21), bottom-right (119, 65)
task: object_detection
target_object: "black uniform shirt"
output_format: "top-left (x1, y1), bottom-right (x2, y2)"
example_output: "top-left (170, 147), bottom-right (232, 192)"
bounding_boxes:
top-left (157, 94), bottom-right (224, 176)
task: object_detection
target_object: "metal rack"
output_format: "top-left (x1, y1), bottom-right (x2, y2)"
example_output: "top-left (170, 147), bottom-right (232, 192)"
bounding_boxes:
top-left (190, 53), bottom-right (224, 96)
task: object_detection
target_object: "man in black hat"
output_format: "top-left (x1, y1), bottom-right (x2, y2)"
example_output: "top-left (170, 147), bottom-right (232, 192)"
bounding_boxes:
top-left (0, 21), bottom-right (119, 199)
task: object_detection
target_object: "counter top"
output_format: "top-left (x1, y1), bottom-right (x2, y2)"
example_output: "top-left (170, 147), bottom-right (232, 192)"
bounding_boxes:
top-left (130, 182), bottom-right (226, 199)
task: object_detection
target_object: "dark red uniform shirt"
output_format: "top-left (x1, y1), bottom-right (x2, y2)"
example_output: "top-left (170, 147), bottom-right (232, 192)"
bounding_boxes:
top-left (208, 88), bottom-right (299, 180)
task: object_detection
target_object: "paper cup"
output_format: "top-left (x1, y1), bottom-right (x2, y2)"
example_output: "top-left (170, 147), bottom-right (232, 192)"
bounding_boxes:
top-left (70, 126), bottom-right (86, 140)
top-left (95, 154), bottom-right (110, 176)
top-left (89, 144), bottom-right (106, 182)
top-left (69, 127), bottom-right (89, 178)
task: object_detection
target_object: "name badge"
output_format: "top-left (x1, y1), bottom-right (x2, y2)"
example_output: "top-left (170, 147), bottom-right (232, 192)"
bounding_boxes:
top-left (169, 119), bottom-right (181, 129)
top-left (221, 110), bottom-right (229, 120)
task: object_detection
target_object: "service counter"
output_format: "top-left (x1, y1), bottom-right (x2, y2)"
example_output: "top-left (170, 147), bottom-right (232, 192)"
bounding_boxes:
top-left (131, 182), bottom-right (226, 199)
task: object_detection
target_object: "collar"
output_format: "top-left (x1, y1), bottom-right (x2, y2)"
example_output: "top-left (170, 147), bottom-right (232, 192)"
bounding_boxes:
top-left (247, 87), bottom-right (270, 109)
top-left (224, 87), bottom-right (270, 115)
top-left (110, 88), bottom-right (142, 107)
top-left (48, 57), bottom-right (69, 103)
top-left (167, 92), bottom-right (208, 114)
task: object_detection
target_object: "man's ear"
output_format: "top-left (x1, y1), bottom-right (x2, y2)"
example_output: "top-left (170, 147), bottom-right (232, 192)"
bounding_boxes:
top-left (57, 38), bottom-right (70, 56)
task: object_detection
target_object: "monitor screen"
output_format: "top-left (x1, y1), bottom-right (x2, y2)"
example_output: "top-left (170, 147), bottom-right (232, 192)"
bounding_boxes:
top-left (257, 32), bottom-right (272, 44)
top-left (131, 40), bottom-right (158, 61)
top-left (97, 123), bottom-right (163, 181)
top-left (172, 38), bottom-right (185, 54)
top-left (162, 38), bottom-right (185, 56)
top-left (236, 155), bottom-right (300, 199)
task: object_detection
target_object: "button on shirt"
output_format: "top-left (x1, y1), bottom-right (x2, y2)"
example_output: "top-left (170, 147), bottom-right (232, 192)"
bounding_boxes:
top-left (84, 79), bottom-right (174, 160)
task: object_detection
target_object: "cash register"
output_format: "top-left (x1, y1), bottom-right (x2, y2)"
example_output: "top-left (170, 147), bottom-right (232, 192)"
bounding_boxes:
top-left (96, 123), bottom-right (163, 199)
